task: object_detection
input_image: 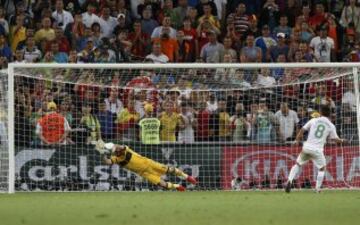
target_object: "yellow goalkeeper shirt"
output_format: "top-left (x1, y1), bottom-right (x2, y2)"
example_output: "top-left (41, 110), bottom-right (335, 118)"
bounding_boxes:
top-left (110, 146), bottom-right (150, 173)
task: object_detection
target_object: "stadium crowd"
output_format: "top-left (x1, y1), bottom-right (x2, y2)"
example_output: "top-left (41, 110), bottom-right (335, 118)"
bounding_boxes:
top-left (0, 0), bottom-right (356, 146)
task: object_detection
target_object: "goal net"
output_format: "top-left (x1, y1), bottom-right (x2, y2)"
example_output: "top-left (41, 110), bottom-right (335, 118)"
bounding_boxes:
top-left (2, 63), bottom-right (360, 192)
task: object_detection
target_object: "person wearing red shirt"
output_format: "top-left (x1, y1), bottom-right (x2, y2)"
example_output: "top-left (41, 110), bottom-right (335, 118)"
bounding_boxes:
top-left (36, 102), bottom-right (71, 145)
top-left (181, 17), bottom-right (198, 60)
top-left (128, 20), bottom-right (151, 58)
top-left (196, 101), bottom-right (210, 142)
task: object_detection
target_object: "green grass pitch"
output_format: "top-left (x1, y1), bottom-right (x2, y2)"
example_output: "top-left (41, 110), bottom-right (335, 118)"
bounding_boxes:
top-left (0, 191), bottom-right (359, 225)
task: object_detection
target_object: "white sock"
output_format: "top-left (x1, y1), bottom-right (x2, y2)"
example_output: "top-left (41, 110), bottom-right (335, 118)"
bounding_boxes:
top-left (316, 171), bottom-right (325, 190)
top-left (288, 164), bottom-right (300, 182)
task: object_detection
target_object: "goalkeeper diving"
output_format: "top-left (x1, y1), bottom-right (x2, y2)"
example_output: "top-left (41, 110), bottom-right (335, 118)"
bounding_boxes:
top-left (95, 141), bottom-right (197, 191)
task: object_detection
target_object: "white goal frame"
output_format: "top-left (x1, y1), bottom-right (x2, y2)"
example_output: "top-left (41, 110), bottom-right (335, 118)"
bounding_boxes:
top-left (5, 62), bottom-right (360, 193)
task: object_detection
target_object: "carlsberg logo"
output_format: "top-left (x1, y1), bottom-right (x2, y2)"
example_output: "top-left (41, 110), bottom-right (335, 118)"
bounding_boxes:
top-left (15, 149), bottom-right (127, 182)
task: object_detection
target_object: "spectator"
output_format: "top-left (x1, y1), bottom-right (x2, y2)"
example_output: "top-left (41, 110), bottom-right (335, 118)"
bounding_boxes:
top-left (311, 84), bottom-right (336, 109)
top-left (187, 7), bottom-right (199, 28)
top-left (139, 103), bottom-right (161, 144)
top-left (80, 103), bottom-right (102, 144)
top-left (340, 0), bottom-right (360, 36)
top-left (221, 36), bottom-right (237, 62)
top-left (0, 6), bottom-right (9, 35)
top-left (178, 102), bottom-right (196, 143)
top-left (342, 81), bottom-right (357, 113)
top-left (309, 2), bottom-right (328, 31)
top-left (230, 103), bottom-right (251, 142)
top-left (171, 0), bottom-right (189, 30)
top-left (176, 30), bottom-right (193, 62)
top-left (91, 22), bottom-right (103, 44)
top-left (151, 16), bottom-right (177, 39)
top-left (246, 15), bottom-right (261, 38)
top-left (128, 20), bottom-right (150, 58)
top-left (153, 26), bottom-right (179, 62)
top-left (64, 12), bottom-right (85, 49)
top-left (9, 1), bottom-right (32, 28)
top-left (268, 32), bottom-right (289, 62)
top-left (116, 0), bottom-right (133, 27)
top-left (299, 21), bottom-right (315, 43)
top-left (34, 17), bottom-right (55, 44)
top-left (50, 41), bottom-right (68, 63)
top-left (50, 27), bottom-right (71, 53)
top-left (259, 0), bottom-right (280, 31)
top-left (141, 9), bottom-right (159, 37)
top-left (111, 30), bottom-right (131, 63)
top-left (196, 101), bottom-right (211, 141)
top-left (159, 100), bottom-right (184, 142)
top-left (198, 3), bottom-right (220, 29)
top-left (210, 98), bottom-right (231, 141)
top-left (227, 3), bottom-right (250, 40)
top-left (240, 34), bottom-right (262, 63)
top-left (105, 89), bottom-right (124, 115)
top-left (145, 42), bottom-right (169, 63)
top-left (181, 17), bottom-right (198, 60)
top-left (252, 100), bottom-right (276, 143)
top-left (77, 38), bottom-right (96, 62)
top-left (22, 37), bottom-right (42, 63)
top-left (200, 30), bottom-right (224, 63)
top-left (36, 102), bottom-right (71, 145)
top-left (99, 6), bottom-right (117, 39)
top-left (10, 15), bottom-right (26, 52)
top-left (137, 0), bottom-right (160, 21)
top-left (256, 68), bottom-right (276, 87)
top-left (82, 2), bottom-right (101, 28)
top-left (52, 0), bottom-right (74, 30)
top-left (309, 26), bottom-right (335, 62)
top-left (115, 99), bottom-right (140, 141)
top-left (275, 102), bottom-right (299, 142)
top-left (255, 25), bottom-right (277, 62)
top-left (113, 13), bottom-right (131, 36)
top-left (13, 49), bottom-right (25, 63)
top-left (206, 92), bottom-right (218, 114)
top-left (297, 106), bottom-right (309, 133)
top-left (97, 101), bottom-right (115, 140)
top-left (0, 34), bottom-right (12, 61)
top-left (197, 17), bottom-right (220, 51)
top-left (273, 15), bottom-right (292, 38)
top-left (196, 0), bottom-right (218, 18)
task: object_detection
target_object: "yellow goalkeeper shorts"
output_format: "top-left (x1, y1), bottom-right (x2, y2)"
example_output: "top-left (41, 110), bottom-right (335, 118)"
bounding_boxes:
top-left (140, 160), bottom-right (168, 185)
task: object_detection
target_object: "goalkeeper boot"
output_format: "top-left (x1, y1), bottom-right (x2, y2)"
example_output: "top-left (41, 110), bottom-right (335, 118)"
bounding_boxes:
top-left (285, 181), bottom-right (292, 193)
top-left (186, 176), bottom-right (197, 185)
top-left (176, 185), bottom-right (186, 192)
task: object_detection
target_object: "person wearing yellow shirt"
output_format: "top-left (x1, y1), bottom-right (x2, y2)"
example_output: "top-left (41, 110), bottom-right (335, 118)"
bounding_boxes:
top-left (159, 100), bottom-right (185, 142)
top-left (34, 17), bottom-right (56, 44)
top-left (10, 15), bottom-right (26, 52)
top-left (197, 3), bottom-right (220, 29)
top-left (115, 100), bottom-right (140, 141)
top-left (210, 99), bottom-right (231, 141)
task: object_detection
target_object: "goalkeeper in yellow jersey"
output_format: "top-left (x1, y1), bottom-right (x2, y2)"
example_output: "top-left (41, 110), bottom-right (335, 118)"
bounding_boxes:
top-left (96, 142), bottom-right (197, 191)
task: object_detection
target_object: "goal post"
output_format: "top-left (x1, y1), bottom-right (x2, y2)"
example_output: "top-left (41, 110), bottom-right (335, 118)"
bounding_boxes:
top-left (3, 62), bottom-right (360, 193)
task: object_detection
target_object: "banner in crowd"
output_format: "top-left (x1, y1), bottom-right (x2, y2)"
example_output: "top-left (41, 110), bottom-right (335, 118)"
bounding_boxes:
top-left (15, 143), bottom-right (222, 191)
top-left (221, 146), bottom-right (360, 189)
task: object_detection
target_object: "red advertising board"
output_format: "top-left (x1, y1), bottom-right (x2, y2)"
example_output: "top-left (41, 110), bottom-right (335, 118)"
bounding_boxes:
top-left (221, 146), bottom-right (360, 189)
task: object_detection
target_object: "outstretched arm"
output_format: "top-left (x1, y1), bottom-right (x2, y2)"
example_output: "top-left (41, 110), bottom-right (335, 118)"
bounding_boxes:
top-left (102, 154), bottom-right (112, 165)
top-left (294, 128), bottom-right (305, 145)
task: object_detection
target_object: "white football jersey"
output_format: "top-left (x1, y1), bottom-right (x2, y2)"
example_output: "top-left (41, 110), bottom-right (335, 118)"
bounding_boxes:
top-left (302, 116), bottom-right (339, 152)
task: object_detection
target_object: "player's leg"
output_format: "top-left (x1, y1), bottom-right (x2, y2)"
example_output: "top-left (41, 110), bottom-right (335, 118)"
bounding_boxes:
top-left (149, 159), bottom-right (197, 185)
top-left (312, 152), bottom-right (327, 193)
top-left (286, 151), bottom-right (310, 193)
top-left (167, 166), bottom-right (197, 185)
top-left (142, 170), bottom-right (186, 191)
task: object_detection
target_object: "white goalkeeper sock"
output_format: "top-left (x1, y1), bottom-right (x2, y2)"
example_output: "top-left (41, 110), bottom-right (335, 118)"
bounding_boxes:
top-left (288, 164), bottom-right (300, 182)
top-left (316, 171), bottom-right (325, 190)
